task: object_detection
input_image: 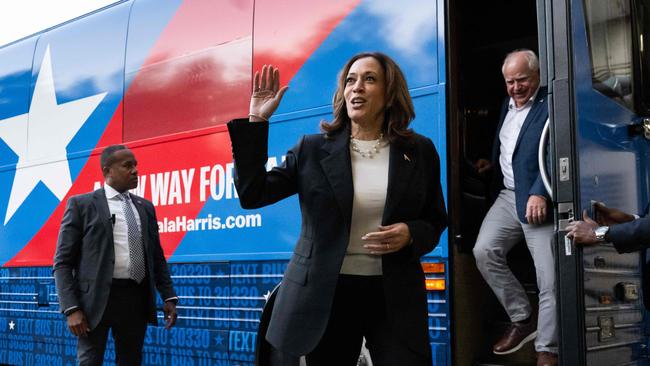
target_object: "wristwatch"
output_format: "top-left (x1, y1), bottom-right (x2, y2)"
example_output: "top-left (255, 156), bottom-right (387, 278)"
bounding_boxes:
top-left (595, 226), bottom-right (609, 242)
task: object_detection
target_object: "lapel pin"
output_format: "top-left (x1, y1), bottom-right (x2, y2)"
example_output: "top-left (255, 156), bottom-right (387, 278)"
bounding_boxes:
top-left (403, 154), bottom-right (411, 162)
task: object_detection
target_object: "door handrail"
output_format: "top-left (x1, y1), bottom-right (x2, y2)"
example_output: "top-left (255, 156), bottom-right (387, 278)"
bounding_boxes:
top-left (539, 118), bottom-right (553, 199)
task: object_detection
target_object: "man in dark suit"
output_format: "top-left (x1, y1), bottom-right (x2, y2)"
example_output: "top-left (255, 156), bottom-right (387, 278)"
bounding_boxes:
top-left (472, 50), bottom-right (558, 366)
top-left (567, 203), bottom-right (650, 306)
top-left (53, 145), bottom-right (178, 365)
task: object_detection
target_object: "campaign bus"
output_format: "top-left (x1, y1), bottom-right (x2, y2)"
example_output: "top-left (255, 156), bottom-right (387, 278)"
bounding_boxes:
top-left (0, 0), bottom-right (648, 365)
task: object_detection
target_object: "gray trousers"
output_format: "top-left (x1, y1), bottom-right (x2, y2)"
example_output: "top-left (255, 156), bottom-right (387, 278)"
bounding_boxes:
top-left (473, 189), bottom-right (557, 353)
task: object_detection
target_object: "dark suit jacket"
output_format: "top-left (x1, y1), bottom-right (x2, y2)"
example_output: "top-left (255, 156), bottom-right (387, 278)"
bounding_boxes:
top-left (608, 204), bottom-right (650, 307)
top-left (490, 87), bottom-right (549, 223)
top-left (227, 119), bottom-right (448, 356)
top-left (53, 188), bottom-right (177, 330)
top-left (608, 204), bottom-right (650, 252)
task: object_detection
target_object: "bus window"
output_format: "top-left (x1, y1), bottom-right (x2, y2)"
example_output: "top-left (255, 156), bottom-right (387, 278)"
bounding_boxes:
top-left (584, 0), bottom-right (635, 110)
top-left (123, 0), bottom-right (253, 142)
top-left (0, 40), bottom-right (36, 170)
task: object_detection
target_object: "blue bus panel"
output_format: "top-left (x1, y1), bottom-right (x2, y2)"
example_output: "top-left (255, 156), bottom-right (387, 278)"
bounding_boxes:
top-left (0, 0), bottom-right (449, 364)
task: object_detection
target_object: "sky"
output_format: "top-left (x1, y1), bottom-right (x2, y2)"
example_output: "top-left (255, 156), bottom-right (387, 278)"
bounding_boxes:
top-left (0, 0), bottom-right (119, 47)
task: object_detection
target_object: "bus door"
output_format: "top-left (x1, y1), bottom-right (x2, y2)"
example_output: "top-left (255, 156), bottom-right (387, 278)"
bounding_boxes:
top-left (447, 0), bottom-right (548, 364)
top-left (548, 0), bottom-right (650, 364)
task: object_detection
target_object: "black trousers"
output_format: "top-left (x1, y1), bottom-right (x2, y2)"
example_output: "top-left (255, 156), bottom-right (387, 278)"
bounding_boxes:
top-left (77, 279), bottom-right (149, 366)
top-left (306, 275), bottom-right (432, 366)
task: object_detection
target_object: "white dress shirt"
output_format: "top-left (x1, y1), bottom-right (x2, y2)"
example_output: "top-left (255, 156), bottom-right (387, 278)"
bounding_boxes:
top-left (499, 88), bottom-right (539, 190)
top-left (105, 184), bottom-right (142, 279)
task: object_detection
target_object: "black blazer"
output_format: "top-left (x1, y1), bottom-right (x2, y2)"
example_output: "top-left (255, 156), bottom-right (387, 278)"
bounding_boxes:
top-left (490, 87), bottom-right (549, 223)
top-left (608, 204), bottom-right (650, 252)
top-left (608, 204), bottom-right (650, 307)
top-left (228, 119), bottom-right (448, 356)
top-left (53, 189), bottom-right (177, 330)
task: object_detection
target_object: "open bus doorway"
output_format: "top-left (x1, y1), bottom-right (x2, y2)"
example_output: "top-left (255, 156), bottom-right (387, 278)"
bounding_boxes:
top-left (447, 0), bottom-right (543, 365)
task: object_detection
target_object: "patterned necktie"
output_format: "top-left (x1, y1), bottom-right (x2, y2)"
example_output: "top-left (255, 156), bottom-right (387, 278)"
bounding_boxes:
top-left (119, 193), bottom-right (146, 283)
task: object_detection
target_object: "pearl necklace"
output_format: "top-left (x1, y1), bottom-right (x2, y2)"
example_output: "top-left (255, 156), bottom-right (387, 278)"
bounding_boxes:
top-left (350, 133), bottom-right (384, 158)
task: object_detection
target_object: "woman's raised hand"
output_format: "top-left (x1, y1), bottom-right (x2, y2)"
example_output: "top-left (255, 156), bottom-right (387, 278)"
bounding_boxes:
top-left (249, 65), bottom-right (289, 122)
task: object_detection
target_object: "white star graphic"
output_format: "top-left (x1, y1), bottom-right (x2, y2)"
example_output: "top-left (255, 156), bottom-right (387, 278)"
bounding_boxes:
top-left (0, 45), bottom-right (106, 224)
top-left (8, 320), bottom-right (15, 330)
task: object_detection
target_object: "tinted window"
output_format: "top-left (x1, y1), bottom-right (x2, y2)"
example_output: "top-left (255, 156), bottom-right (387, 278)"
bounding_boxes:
top-left (584, 0), bottom-right (634, 110)
top-left (124, 0), bottom-right (253, 142)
